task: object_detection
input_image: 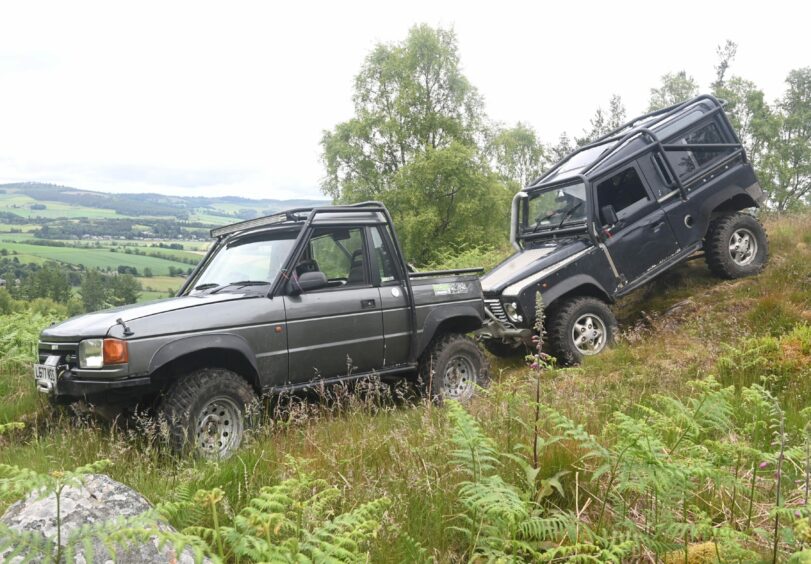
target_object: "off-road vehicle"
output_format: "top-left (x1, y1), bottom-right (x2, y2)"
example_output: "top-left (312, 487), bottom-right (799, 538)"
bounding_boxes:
top-left (479, 94), bottom-right (768, 364)
top-left (35, 202), bottom-right (488, 458)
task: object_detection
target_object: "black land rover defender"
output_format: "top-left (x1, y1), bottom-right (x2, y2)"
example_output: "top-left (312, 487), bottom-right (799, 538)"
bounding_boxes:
top-left (479, 94), bottom-right (768, 364)
top-left (35, 203), bottom-right (488, 458)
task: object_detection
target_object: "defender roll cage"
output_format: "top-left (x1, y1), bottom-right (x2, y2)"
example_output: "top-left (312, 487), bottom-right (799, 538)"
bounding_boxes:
top-left (513, 94), bottom-right (745, 249)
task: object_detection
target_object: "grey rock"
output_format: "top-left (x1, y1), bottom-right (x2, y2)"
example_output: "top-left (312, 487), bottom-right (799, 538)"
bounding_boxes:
top-left (0, 474), bottom-right (206, 563)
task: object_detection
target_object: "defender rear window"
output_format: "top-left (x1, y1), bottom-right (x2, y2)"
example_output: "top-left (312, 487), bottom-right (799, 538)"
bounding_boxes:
top-left (666, 121), bottom-right (735, 179)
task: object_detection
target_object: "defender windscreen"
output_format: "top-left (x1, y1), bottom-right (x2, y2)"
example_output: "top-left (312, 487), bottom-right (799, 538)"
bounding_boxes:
top-left (523, 182), bottom-right (587, 234)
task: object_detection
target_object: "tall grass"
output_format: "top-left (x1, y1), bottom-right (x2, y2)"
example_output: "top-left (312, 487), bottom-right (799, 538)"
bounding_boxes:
top-left (2, 211), bottom-right (811, 561)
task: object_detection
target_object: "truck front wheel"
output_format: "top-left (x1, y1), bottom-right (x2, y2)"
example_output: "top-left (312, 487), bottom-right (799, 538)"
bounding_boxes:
top-left (419, 334), bottom-right (489, 402)
top-left (159, 368), bottom-right (258, 459)
top-left (548, 297), bottom-right (618, 366)
top-left (705, 213), bottom-right (768, 279)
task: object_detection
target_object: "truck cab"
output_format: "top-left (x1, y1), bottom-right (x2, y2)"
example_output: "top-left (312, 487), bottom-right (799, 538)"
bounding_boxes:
top-left (479, 94), bottom-right (768, 364)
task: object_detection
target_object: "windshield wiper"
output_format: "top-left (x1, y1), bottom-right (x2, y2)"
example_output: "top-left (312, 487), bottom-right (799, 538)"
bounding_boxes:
top-left (557, 202), bottom-right (583, 229)
top-left (194, 283), bottom-right (220, 291)
top-left (210, 280), bottom-right (270, 294)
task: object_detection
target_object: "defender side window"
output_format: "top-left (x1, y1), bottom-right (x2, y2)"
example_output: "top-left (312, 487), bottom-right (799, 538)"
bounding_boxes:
top-left (666, 120), bottom-right (734, 179)
top-left (596, 167), bottom-right (650, 224)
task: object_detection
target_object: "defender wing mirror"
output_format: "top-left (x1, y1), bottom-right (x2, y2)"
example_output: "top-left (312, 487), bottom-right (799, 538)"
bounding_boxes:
top-left (600, 204), bottom-right (619, 226)
top-left (288, 271), bottom-right (328, 295)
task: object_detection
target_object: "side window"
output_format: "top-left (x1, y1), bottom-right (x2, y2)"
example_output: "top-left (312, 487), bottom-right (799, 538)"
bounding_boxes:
top-left (305, 227), bottom-right (367, 286)
top-left (370, 226), bottom-right (399, 283)
top-left (596, 167), bottom-right (650, 224)
top-left (666, 120), bottom-right (733, 179)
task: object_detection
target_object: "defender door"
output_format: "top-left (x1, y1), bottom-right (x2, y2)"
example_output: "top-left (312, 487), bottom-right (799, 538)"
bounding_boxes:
top-left (594, 163), bottom-right (681, 283)
top-left (283, 226), bottom-right (384, 383)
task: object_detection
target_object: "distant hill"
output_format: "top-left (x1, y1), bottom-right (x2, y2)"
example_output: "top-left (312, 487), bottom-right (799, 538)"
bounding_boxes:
top-left (0, 182), bottom-right (328, 222)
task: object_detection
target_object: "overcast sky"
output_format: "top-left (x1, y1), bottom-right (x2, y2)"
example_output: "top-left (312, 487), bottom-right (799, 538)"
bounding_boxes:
top-left (0, 1), bottom-right (808, 200)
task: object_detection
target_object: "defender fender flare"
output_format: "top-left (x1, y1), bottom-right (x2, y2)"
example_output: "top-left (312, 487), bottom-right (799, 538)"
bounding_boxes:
top-left (148, 333), bottom-right (260, 382)
top-left (538, 275), bottom-right (613, 311)
top-left (418, 305), bottom-right (484, 358)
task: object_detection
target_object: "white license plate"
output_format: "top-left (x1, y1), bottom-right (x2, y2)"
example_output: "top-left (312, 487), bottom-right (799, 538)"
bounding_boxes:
top-left (34, 355), bottom-right (59, 387)
top-left (34, 363), bottom-right (57, 383)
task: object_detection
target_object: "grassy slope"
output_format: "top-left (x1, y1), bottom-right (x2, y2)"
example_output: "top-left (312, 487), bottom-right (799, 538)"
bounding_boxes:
top-left (1, 212), bottom-right (809, 560)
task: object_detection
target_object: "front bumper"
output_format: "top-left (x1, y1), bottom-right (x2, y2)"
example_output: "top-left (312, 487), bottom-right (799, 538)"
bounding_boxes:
top-left (36, 366), bottom-right (154, 405)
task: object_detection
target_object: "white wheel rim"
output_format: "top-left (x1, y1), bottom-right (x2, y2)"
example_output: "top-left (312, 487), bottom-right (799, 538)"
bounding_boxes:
top-left (729, 228), bottom-right (758, 266)
top-left (572, 314), bottom-right (607, 355)
top-left (441, 355), bottom-right (477, 401)
top-left (195, 396), bottom-right (243, 459)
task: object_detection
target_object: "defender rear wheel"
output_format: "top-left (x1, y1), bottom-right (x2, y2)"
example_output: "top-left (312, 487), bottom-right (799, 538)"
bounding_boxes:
top-left (159, 368), bottom-right (258, 459)
top-left (705, 213), bottom-right (768, 279)
top-left (548, 297), bottom-right (618, 366)
top-left (419, 334), bottom-right (489, 403)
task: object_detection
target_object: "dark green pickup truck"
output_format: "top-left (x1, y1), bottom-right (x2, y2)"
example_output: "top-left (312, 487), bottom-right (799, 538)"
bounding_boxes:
top-left (35, 202), bottom-right (488, 458)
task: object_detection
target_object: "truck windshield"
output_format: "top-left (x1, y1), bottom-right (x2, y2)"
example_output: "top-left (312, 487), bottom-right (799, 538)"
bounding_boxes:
top-left (190, 231), bottom-right (298, 294)
top-left (524, 182), bottom-right (587, 233)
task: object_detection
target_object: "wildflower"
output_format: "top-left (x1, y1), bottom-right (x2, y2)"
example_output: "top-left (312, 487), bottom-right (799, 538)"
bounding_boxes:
top-left (759, 461), bottom-right (769, 469)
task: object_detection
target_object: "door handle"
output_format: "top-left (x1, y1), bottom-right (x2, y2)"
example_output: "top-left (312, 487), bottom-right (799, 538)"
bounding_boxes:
top-left (361, 299), bottom-right (376, 309)
top-left (651, 220), bottom-right (666, 231)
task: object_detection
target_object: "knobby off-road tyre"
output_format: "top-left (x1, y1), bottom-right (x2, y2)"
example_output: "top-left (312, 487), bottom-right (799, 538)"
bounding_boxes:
top-left (483, 339), bottom-right (526, 359)
top-left (705, 213), bottom-right (769, 279)
top-left (419, 333), bottom-right (490, 403)
top-left (159, 368), bottom-right (258, 459)
top-left (548, 297), bottom-right (618, 366)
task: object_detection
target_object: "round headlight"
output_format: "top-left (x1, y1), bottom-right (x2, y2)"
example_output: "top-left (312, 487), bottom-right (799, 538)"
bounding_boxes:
top-left (504, 301), bottom-right (523, 323)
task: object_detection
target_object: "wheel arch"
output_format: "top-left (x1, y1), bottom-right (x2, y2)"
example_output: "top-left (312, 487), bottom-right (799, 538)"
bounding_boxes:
top-left (418, 306), bottom-right (483, 358)
top-left (540, 276), bottom-right (613, 314)
top-left (148, 334), bottom-right (261, 394)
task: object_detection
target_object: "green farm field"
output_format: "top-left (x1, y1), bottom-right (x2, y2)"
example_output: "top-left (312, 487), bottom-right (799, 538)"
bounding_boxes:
top-left (0, 240), bottom-right (193, 276)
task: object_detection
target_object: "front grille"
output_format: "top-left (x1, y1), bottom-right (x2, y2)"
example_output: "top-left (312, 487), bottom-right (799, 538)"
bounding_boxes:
top-left (38, 342), bottom-right (78, 367)
top-left (484, 299), bottom-right (508, 323)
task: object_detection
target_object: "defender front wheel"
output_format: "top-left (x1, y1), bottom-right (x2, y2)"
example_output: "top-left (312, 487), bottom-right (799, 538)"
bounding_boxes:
top-left (548, 297), bottom-right (618, 366)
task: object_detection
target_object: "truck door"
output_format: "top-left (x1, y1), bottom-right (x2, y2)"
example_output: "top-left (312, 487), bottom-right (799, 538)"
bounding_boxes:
top-left (367, 225), bottom-right (412, 366)
top-left (595, 163), bottom-right (681, 283)
top-left (283, 226), bottom-right (384, 383)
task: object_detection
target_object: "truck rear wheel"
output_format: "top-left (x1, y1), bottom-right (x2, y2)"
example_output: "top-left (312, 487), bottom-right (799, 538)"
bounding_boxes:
top-left (548, 297), bottom-right (617, 366)
top-left (419, 334), bottom-right (489, 403)
top-left (159, 368), bottom-right (258, 459)
top-left (705, 213), bottom-right (768, 279)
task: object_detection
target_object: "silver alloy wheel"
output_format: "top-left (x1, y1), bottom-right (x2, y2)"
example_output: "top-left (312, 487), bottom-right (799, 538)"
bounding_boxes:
top-left (442, 354), bottom-right (477, 400)
top-left (729, 228), bottom-right (758, 266)
top-left (572, 314), bottom-right (607, 355)
top-left (196, 396), bottom-right (243, 459)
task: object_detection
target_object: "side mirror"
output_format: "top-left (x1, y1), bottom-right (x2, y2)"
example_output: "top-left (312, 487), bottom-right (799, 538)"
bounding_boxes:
top-left (289, 271), bottom-right (328, 295)
top-left (600, 204), bottom-right (619, 226)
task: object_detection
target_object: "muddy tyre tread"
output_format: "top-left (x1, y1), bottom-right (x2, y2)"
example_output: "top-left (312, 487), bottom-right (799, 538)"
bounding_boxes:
top-left (418, 333), bottom-right (489, 403)
top-left (160, 367), bottom-right (257, 457)
top-left (547, 297), bottom-right (618, 366)
top-left (705, 212), bottom-right (769, 279)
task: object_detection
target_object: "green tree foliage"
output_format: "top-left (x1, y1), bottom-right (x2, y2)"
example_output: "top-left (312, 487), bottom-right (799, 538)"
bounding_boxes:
top-left (648, 71), bottom-right (700, 111)
top-left (577, 94), bottom-right (627, 146)
top-left (109, 274), bottom-right (142, 307)
top-left (762, 68), bottom-right (811, 211)
top-left (487, 122), bottom-right (547, 189)
top-left (321, 24), bottom-right (511, 263)
top-left (18, 263), bottom-right (71, 303)
top-left (80, 270), bottom-right (108, 312)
